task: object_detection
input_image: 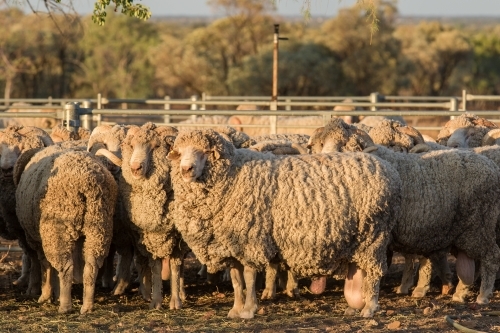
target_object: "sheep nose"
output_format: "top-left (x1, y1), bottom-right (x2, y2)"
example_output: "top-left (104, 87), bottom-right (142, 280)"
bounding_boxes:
top-left (130, 162), bottom-right (142, 171)
top-left (1, 167), bottom-right (13, 176)
top-left (182, 165), bottom-right (193, 172)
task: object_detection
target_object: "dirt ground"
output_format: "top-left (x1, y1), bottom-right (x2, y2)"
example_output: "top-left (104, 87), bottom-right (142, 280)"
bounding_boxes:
top-left (1, 240), bottom-right (500, 333)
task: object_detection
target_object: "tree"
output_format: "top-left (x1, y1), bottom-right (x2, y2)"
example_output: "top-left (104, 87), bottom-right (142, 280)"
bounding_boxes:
top-left (394, 21), bottom-right (472, 96)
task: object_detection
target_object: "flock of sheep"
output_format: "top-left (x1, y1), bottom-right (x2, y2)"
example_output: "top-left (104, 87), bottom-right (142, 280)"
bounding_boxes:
top-left (1, 111), bottom-right (500, 320)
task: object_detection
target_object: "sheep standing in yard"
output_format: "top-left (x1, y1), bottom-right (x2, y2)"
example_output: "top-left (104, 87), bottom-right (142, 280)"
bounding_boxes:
top-left (86, 124), bottom-right (137, 295)
top-left (14, 145), bottom-right (118, 314)
top-left (167, 129), bottom-right (402, 318)
top-left (0, 125), bottom-right (54, 293)
top-left (120, 122), bottom-right (189, 310)
top-left (308, 118), bottom-right (500, 305)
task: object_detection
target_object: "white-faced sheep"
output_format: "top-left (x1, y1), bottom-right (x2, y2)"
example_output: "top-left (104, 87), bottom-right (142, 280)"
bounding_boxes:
top-left (0, 125), bottom-right (54, 293)
top-left (120, 122), bottom-right (189, 310)
top-left (86, 124), bottom-right (137, 295)
top-left (167, 129), bottom-right (402, 318)
top-left (308, 118), bottom-right (500, 305)
top-left (14, 145), bottom-right (118, 314)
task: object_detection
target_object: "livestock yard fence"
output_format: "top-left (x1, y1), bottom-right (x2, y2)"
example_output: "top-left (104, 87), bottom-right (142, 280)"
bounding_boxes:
top-left (1, 91), bottom-right (500, 134)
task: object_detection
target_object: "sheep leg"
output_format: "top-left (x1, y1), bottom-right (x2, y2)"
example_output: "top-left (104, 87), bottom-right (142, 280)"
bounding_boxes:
top-left (240, 265), bottom-right (258, 319)
top-left (360, 270), bottom-right (380, 318)
top-left (26, 252), bottom-right (41, 296)
top-left (81, 255), bottom-right (99, 315)
top-left (228, 264), bottom-right (245, 319)
top-left (57, 258), bottom-right (74, 314)
top-left (162, 257), bottom-right (171, 281)
top-left (477, 254), bottom-right (500, 304)
top-left (169, 255), bottom-right (183, 310)
top-left (396, 254), bottom-right (416, 294)
top-left (113, 245), bottom-right (133, 295)
top-left (13, 254), bottom-right (30, 287)
top-left (149, 258), bottom-right (163, 310)
top-left (179, 258), bottom-right (186, 301)
top-left (261, 263), bottom-right (277, 300)
top-left (38, 258), bottom-right (53, 304)
top-left (285, 270), bottom-right (300, 298)
top-left (412, 257), bottom-right (432, 298)
top-left (432, 252), bottom-right (454, 295)
top-left (100, 244), bottom-right (116, 290)
top-left (197, 264), bottom-right (207, 279)
top-left (135, 253), bottom-right (152, 301)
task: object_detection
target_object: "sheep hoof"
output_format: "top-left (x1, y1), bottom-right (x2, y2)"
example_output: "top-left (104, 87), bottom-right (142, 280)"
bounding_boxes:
top-left (13, 275), bottom-right (29, 287)
top-left (286, 288), bottom-right (300, 299)
top-left (180, 290), bottom-right (187, 302)
top-left (344, 307), bottom-right (357, 316)
top-left (395, 286), bottom-right (409, 295)
top-left (411, 287), bottom-right (428, 298)
top-left (112, 283), bottom-right (128, 296)
top-left (169, 297), bottom-right (182, 310)
top-left (227, 308), bottom-right (241, 319)
top-left (260, 289), bottom-right (275, 300)
top-left (441, 284), bottom-right (454, 295)
top-left (476, 295), bottom-right (490, 305)
top-left (452, 293), bottom-right (466, 303)
top-left (38, 294), bottom-right (51, 304)
top-left (80, 306), bottom-right (93, 315)
top-left (360, 308), bottom-right (374, 318)
top-left (149, 300), bottom-right (162, 310)
top-left (58, 304), bottom-right (73, 314)
top-left (239, 309), bottom-right (255, 319)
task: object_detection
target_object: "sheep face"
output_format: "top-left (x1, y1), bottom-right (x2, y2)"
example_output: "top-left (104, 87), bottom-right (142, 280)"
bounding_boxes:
top-left (176, 146), bottom-right (209, 182)
top-left (126, 141), bottom-right (159, 180)
top-left (446, 127), bottom-right (477, 148)
top-left (307, 127), bottom-right (325, 154)
top-left (0, 142), bottom-right (22, 177)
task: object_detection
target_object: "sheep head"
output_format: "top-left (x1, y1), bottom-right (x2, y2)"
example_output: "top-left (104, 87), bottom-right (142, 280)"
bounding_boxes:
top-left (437, 113), bottom-right (498, 148)
top-left (0, 125), bottom-right (53, 177)
top-left (123, 122), bottom-right (176, 180)
top-left (168, 129), bottom-right (231, 183)
top-left (308, 118), bottom-right (374, 154)
top-left (369, 120), bottom-right (427, 153)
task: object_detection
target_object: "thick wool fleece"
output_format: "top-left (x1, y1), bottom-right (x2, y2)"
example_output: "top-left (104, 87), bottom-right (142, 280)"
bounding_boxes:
top-left (228, 115), bottom-right (325, 136)
top-left (120, 123), bottom-right (184, 260)
top-left (170, 130), bottom-right (402, 283)
top-left (437, 113), bottom-right (497, 147)
top-left (15, 145), bottom-right (117, 275)
top-left (369, 120), bottom-right (425, 152)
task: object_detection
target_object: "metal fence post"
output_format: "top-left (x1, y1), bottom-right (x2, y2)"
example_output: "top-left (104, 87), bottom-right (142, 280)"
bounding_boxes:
top-left (63, 102), bottom-right (80, 133)
top-left (80, 100), bottom-right (93, 131)
top-left (449, 97), bottom-right (458, 120)
top-left (201, 92), bottom-right (206, 111)
top-left (462, 89), bottom-right (467, 111)
top-left (370, 92), bottom-right (381, 111)
top-left (164, 96), bottom-right (171, 124)
top-left (190, 95), bottom-right (198, 121)
top-left (286, 98), bottom-right (291, 111)
top-left (96, 93), bottom-right (102, 126)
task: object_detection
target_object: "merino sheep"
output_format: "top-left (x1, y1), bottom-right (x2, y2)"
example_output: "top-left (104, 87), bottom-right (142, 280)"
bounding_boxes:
top-left (167, 129), bottom-right (402, 318)
top-left (308, 118), bottom-right (500, 305)
top-left (358, 115), bottom-right (407, 127)
top-left (50, 124), bottom-right (91, 143)
top-left (120, 122), bottom-right (189, 310)
top-left (0, 103), bottom-right (59, 129)
top-left (86, 124), bottom-right (137, 295)
top-left (436, 113), bottom-right (499, 148)
top-left (14, 145), bottom-right (118, 314)
top-left (0, 125), bottom-right (54, 292)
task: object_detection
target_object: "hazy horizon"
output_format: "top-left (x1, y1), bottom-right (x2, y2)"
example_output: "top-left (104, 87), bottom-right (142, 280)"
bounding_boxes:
top-left (5, 0), bottom-right (500, 18)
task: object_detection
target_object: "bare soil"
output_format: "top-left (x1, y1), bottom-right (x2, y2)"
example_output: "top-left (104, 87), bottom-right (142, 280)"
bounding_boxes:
top-left (1, 238), bottom-right (500, 333)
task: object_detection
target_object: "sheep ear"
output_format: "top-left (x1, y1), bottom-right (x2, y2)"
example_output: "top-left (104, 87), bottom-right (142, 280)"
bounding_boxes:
top-left (212, 149), bottom-right (221, 160)
top-left (167, 149), bottom-right (180, 160)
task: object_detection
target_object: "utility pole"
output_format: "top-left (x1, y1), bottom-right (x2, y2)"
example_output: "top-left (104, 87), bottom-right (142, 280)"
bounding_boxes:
top-left (271, 24), bottom-right (288, 134)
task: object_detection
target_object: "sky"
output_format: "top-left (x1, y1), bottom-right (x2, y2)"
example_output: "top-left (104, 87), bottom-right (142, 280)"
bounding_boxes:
top-left (7, 0), bottom-right (500, 17)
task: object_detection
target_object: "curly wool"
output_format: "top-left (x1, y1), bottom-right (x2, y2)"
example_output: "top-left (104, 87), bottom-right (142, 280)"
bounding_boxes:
top-left (313, 121), bottom-right (500, 261)
top-left (120, 123), bottom-right (184, 260)
top-left (369, 120), bottom-right (424, 152)
top-left (15, 145), bottom-right (117, 276)
top-left (437, 113), bottom-right (497, 147)
top-left (170, 130), bottom-right (402, 281)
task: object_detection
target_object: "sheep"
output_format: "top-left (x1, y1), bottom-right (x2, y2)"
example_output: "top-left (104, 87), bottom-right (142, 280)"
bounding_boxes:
top-left (308, 118), bottom-right (500, 305)
top-left (436, 113), bottom-right (499, 148)
top-left (332, 98), bottom-right (361, 124)
top-left (0, 125), bottom-right (54, 293)
top-left (167, 129), bottom-right (402, 318)
top-left (50, 124), bottom-right (91, 143)
top-left (358, 115), bottom-right (407, 127)
top-left (14, 145), bottom-right (118, 314)
top-left (228, 115), bottom-right (324, 136)
top-left (120, 122), bottom-right (189, 310)
top-left (0, 103), bottom-right (59, 129)
top-left (86, 124), bottom-right (137, 295)
top-left (177, 115), bottom-right (231, 132)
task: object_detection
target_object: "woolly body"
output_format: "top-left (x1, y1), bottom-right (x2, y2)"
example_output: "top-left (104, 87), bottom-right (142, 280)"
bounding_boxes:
top-left (15, 145), bottom-right (117, 313)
